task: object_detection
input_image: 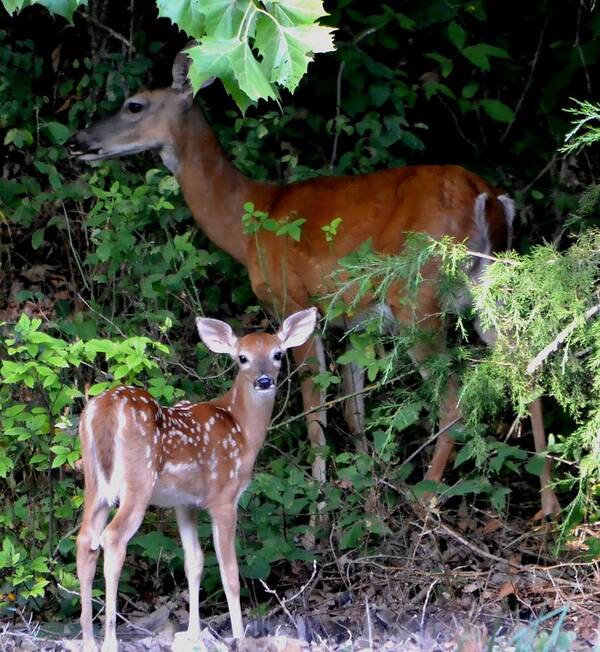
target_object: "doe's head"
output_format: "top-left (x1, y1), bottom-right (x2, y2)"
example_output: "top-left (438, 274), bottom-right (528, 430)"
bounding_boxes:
top-left (196, 308), bottom-right (318, 395)
top-left (66, 41), bottom-right (214, 166)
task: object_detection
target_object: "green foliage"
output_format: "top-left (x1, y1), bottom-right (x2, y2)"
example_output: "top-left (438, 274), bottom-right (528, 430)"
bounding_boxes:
top-left (0, 313), bottom-right (181, 611)
top-left (2, 0), bottom-right (600, 626)
top-left (2, 0), bottom-right (335, 109)
top-left (562, 99), bottom-right (600, 154)
top-left (322, 229), bottom-right (600, 527)
top-left (512, 606), bottom-right (575, 652)
top-left (242, 201), bottom-right (305, 241)
top-left (1, 0), bottom-right (87, 22)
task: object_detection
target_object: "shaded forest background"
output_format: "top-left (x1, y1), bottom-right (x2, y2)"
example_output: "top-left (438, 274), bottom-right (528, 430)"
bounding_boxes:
top-left (1, 0), bottom-right (600, 647)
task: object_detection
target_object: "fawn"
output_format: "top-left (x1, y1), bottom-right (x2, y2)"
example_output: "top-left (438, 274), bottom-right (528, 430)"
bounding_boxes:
top-left (76, 308), bottom-right (318, 651)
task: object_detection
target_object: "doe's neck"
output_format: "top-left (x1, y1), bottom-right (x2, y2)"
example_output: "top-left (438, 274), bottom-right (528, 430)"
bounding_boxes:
top-left (166, 106), bottom-right (279, 265)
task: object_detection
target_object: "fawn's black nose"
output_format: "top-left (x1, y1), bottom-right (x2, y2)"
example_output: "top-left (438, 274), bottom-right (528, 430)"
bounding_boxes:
top-left (254, 375), bottom-right (275, 391)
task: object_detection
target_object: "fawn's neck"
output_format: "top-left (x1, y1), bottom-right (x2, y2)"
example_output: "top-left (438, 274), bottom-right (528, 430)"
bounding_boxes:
top-left (217, 378), bottom-right (275, 460)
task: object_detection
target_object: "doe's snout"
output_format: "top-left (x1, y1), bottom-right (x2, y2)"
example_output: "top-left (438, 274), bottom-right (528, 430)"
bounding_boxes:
top-left (66, 131), bottom-right (98, 157)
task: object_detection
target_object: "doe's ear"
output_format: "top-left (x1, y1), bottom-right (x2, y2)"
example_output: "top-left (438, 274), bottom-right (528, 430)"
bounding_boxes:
top-left (172, 41), bottom-right (195, 91)
top-left (196, 317), bottom-right (238, 355)
top-left (277, 307), bottom-right (318, 350)
top-left (172, 42), bottom-right (216, 100)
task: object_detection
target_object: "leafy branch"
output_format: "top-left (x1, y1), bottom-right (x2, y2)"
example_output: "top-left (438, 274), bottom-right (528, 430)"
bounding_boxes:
top-left (562, 99), bottom-right (600, 154)
top-left (2, 0), bottom-right (336, 111)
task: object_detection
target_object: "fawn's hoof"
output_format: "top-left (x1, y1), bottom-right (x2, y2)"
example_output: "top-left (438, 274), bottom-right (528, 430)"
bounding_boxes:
top-left (172, 631), bottom-right (208, 652)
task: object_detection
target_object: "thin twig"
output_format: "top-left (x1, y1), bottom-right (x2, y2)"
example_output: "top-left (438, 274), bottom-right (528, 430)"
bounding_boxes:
top-left (526, 303), bottom-right (600, 374)
top-left (399, 416), bottom-right (461, 468)
top-left (501, 18), bottom-right (548, 143)
top-left (258, 581), bottom-right (296, 629)
top-left (420, 579), bottom-right (438, 629)
top-left (268, 372), bottom-right (410, 431)
top-left (365, 596), bottom-right (373, 651)
top-left (258, 560), bottom-right (318, 623)
top-left (79, 12), bottom-right (135, 51)
top-left (523, 154), bottom-right (558, 195)
top-left (574, 0), bottom-right (592, 94)
top-left (465, 249), bottom-right (519, 265)
top-left (330, 27), bottom-right (378, 169)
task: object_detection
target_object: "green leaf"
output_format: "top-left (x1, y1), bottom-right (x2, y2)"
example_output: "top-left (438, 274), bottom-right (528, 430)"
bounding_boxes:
top-left (490, 486), bottom-right (509, 511)
top-left (255, 18), bottom-right (333, 92)
top-left (42, 121), bottom-right (71, 145)
top-left (424, 52), bottom-right (453, 78)
top-left (445, 479), bottom-right (491, 497)
top-left (339, 522), bottom-right (364, 550)
top-left (31, 228), bottom-right (45, 250)
top-left (156, 0), bottom-right (205, 39)
top-left (369, 82), bottom-right (391, 107)
top-left (4, 128), bottom-right (33, 148)
top-left (392, 401), bottom-right (423, 432)
top-left (131, 532), bottom-right (183, 560)
top-left (2, 0), bottom-right (31, 14)
top-left (271, 0), bottom-right (327, 26)
top-left (454, 444), bottom-right (474, 468)
top-left (229, 40), bottom-right (276, 101)
top-left (462, 44), bottom-right (509, 72)
top-left (3, 404), bottom-right (27, 418)
top-left (33, 0), bottom-right (87, 22)
top-left (243, 555), bottom-right (270, 579)
top-left (525, 454), bottom-right (546, 477)
top-left (373, 430), bottom-right (391, 456)
top-left (461, 45), bottom-right (485, 71)
top-left (462, 82), bottom-right (479, 98)
top-left (480, 98), bottom-right (514, 123)
top-left (188, 38), bottom-right (240, 90)
top-left (0, 454), bottom-right (14, 478)
top-left (447, 21), bottom-right (466, 50)
top-left (199, 0), bottom-right (246, 37)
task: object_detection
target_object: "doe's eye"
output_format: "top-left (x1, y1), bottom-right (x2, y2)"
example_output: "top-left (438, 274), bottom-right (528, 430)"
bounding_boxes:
top-left (238, 354), bottom-right (248, 364)
top-left (273, 351), bottom-right (283, 361)
top-left (127, 101), bottom-right (144, 113)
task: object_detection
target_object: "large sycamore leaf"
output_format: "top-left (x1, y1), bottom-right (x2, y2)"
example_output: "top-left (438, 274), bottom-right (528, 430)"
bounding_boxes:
top-left (220, 71), bottom-right (255, 113)
top-left (229, 40), bottom-right (276, 102)
top-left (199, 0), bottom-right (246, 37)
top-left (3, 0), bottom-right (30, 14)
top-left (187, 37), bottom-right (239, 90)
top-left (156, 0), bottom-right (205, 39)
top-left (268, 0), bottom-right (328, 26)
top-left (188, 37), bottom-right (275, 107)
top-left (255, 16), bottom-right (334, 91)
top-left (7, 0), bottom-right (87, 21)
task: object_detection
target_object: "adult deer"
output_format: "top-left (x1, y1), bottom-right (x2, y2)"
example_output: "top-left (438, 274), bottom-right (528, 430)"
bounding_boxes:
top-left (76, 308), bottom-right (317, 651)
top-left (68, 44), bottom-right (560, 518)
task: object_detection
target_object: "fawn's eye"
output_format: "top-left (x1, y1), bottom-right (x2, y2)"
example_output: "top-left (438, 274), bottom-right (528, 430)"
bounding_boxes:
top-left (273, 351), bottom-right (283, 361)
top-left (127, 101), bottom-right (145, 113)
top-left (238, 354), bottom-right (248, 364)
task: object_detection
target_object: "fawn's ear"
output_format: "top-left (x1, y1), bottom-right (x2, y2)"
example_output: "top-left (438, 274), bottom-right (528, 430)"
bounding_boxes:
top-left (277, 307), bottom-right (318, 350)
top-left (196, 317), bottom-right (238, 355)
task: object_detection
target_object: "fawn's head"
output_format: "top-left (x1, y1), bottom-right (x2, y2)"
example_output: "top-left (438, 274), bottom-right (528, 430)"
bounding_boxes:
top-left (196, 308), bottom-right (318, 397)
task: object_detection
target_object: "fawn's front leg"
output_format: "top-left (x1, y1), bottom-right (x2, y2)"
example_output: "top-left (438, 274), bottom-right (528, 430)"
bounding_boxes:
top-left (209, 504), bottom-right (243, 639)
top-left (175, 505), bottom-right (204, 640)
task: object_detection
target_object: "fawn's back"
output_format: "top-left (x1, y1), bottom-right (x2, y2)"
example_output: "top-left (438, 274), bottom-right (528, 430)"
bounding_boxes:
top-left (80, 387), bottom-right (248, 511)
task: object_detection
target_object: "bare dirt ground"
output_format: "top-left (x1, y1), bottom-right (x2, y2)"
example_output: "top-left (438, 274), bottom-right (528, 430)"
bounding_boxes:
top-left (2, 504), bottom-right (599, 652)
